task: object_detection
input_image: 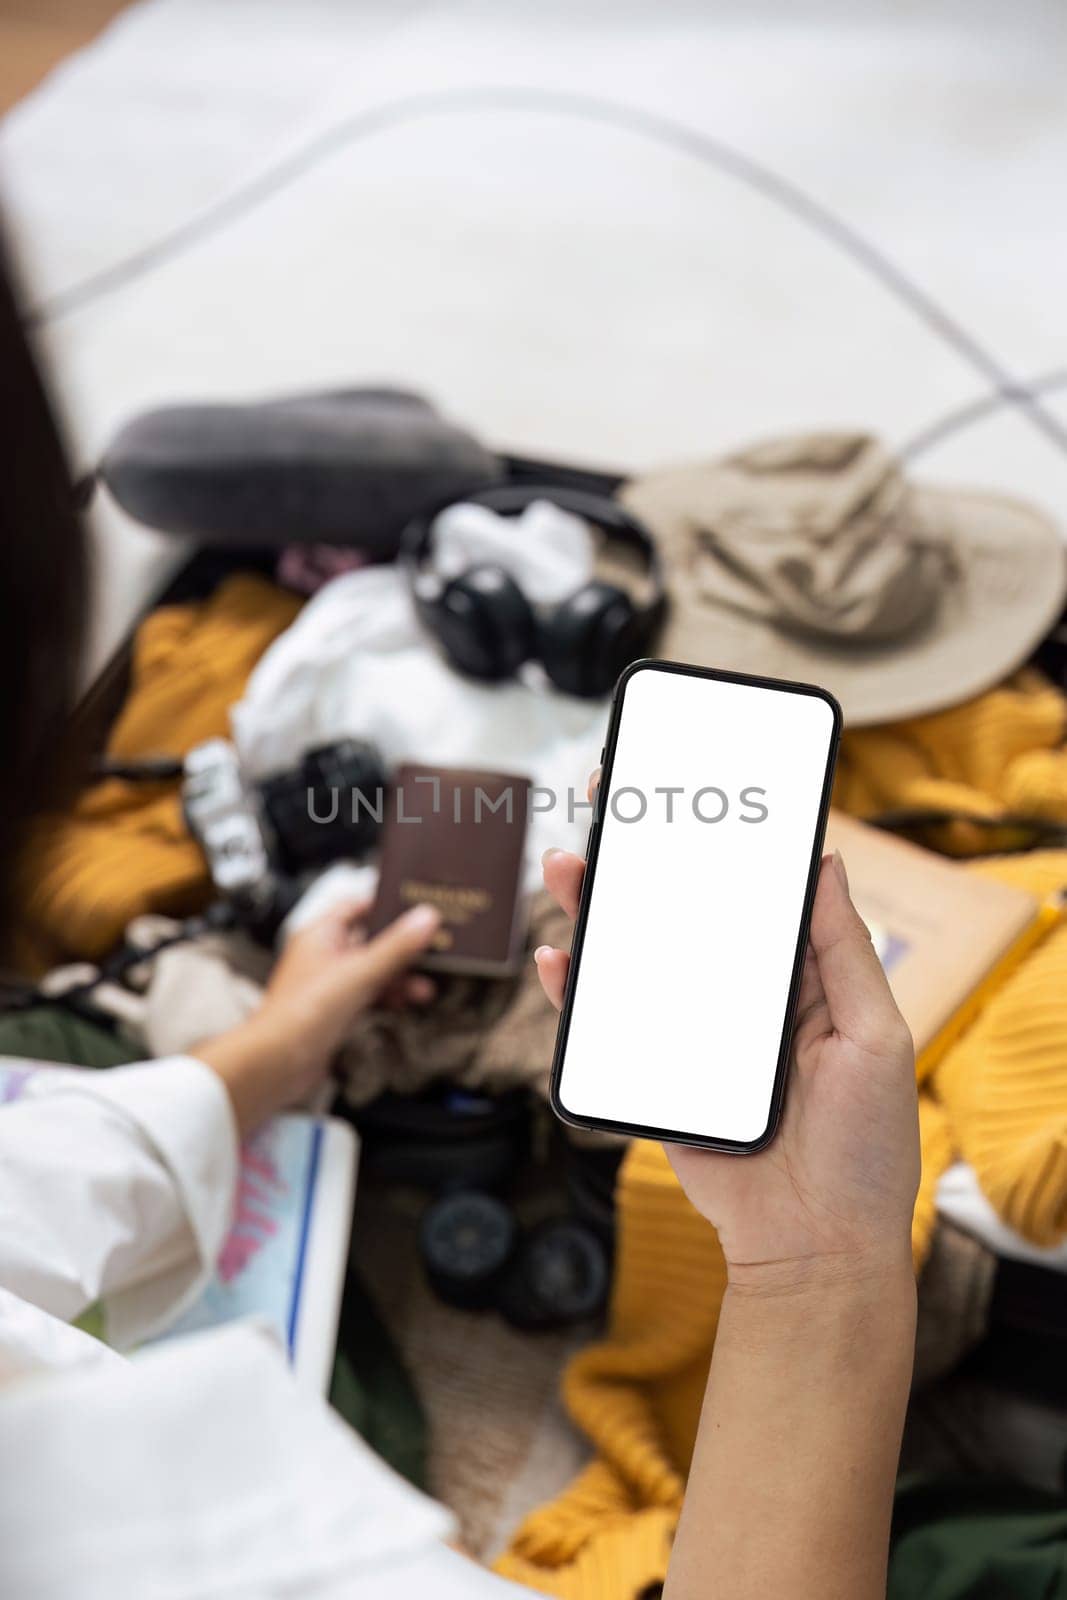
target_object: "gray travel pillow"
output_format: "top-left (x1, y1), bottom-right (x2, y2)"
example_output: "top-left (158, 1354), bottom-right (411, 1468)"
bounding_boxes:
top-left (99, 387), bottom-right (500, 557)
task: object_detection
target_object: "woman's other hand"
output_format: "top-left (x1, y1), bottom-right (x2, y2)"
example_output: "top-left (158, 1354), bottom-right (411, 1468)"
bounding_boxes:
top-left (535, 770), bottom-right (919, 1296)
top-left (196, 900), bottom-right (441, 1134)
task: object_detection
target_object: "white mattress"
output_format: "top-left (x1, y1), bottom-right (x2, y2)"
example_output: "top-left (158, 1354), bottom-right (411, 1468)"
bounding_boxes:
top-left (2, 0), bottom-right (1066, 678)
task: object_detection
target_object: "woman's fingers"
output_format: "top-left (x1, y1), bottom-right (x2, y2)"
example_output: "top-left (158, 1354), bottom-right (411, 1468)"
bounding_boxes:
top-left (294, 896), bottom-right (374, 949)
top-left (541, 848), bottom-right (585, 920)
top-left (535, 766), bottom-right (597, 997)
top-left (380, 971), bottom-right (437, 1009)
top-left (405, 972), bottom-right (437, 1004)
top-left (345, 902), bottom-right (442, 999)
top-left (537, 765), bottom-right (597, 922)
top-left (791, 943), bottom-right (831, 1054)
top-left (587, 766), bottom-right (601, 803)
top-left (809, 853), bottom-right (912, 1061)
top-left (534, 945), bottom-right (570, 1011)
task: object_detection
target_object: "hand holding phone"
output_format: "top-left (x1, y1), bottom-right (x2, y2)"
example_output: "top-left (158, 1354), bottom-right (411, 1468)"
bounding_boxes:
top-left (551, 660), bottom-right (844, 1152)
top-left (538, 663), bottom-right (920, 1289)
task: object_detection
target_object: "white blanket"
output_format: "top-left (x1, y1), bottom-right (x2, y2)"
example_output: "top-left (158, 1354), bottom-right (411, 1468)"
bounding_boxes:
top-left (231, 499), bottom-right (608, 878)
top-left (3, 0), bottom-right (1066, 677)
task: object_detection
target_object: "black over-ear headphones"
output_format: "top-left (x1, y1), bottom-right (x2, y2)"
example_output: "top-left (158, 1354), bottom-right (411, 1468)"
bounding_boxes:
top-left (402, 484), bottom-right (667, 698)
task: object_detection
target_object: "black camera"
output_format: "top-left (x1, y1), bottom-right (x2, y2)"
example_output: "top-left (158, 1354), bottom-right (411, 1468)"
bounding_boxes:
top-left (182, 736), bottom-right (387, 934)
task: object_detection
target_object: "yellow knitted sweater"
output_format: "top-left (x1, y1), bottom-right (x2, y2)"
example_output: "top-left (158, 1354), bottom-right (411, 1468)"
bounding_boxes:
top-left (13, 575), bottom-right (302, 973)
top-left (497, 670), bottom-right (1067, 1600)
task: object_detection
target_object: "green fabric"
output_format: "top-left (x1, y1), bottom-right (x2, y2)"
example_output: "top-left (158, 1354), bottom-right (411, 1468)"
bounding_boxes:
top-left (0, 1004), bottom-right (137, 1069)
top-left (329, 1264), bottom-right (427, 1490)
top-left (0, 1003), bottom-right (427, 1484)
top-left (72, 1303), bottom-right (107, 1342)
top-left (889, 1477), bottom-right (1067, 1600)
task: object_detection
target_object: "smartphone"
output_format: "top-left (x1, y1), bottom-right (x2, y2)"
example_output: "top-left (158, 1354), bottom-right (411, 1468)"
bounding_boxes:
top-left (550, 660), bottom-right (841, 1153)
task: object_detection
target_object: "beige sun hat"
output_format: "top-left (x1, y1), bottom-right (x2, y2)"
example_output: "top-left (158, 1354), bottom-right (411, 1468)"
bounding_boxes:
top-left (622, 432), bottom-right (1067, 727)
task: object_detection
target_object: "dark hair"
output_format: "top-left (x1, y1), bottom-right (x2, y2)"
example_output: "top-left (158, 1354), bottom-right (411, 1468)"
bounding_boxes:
top-left (0, 228), bottom-right (88, 936)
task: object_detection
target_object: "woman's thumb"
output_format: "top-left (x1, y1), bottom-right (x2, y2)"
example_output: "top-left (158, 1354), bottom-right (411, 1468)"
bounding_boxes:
top-left (809, 852), bottom-right (904, 1053)
top-left (353, 903), bottom-right (442, 993)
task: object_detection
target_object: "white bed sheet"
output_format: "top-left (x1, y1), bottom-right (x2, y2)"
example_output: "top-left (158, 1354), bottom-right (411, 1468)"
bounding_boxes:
top-left (2, 0), bottom-right (1065, 674)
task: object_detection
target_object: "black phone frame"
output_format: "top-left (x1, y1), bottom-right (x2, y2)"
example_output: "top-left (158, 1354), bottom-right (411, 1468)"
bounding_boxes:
top-left (549, 657), bottom-right (843, 1155)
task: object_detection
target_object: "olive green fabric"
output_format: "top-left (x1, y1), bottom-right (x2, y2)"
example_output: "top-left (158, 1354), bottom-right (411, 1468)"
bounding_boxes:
top-left (889, 1477), bottom-right (1067, 1599)
top-left (329, 1266), bottom-right (427, 1490)
top-left (0, 1003), bottom-right (136, 1069)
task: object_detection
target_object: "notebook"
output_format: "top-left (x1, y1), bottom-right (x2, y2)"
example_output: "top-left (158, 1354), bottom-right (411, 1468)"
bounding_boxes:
top-left (0, 1060), bottom-right (356, 1394)
top-left (155, 1111), bottom-right (357, 1393)
top-left (825, 812), bottom-right (1064, 1080)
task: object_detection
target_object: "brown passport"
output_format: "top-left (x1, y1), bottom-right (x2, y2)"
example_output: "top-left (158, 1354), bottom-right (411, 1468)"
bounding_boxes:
top-left (368, 765), bottom-right (531, 976)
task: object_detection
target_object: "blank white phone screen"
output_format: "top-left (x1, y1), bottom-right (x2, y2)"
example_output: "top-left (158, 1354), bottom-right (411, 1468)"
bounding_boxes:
top-left (555, 665), bottom-right (838, 1145)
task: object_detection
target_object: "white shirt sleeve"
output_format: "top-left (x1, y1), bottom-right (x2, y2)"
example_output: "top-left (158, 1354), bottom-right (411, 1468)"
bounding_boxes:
top-left (0, 1056), bottom-right (238, 1349)
top-left (0, 1321), bottom-right (460, 1599)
